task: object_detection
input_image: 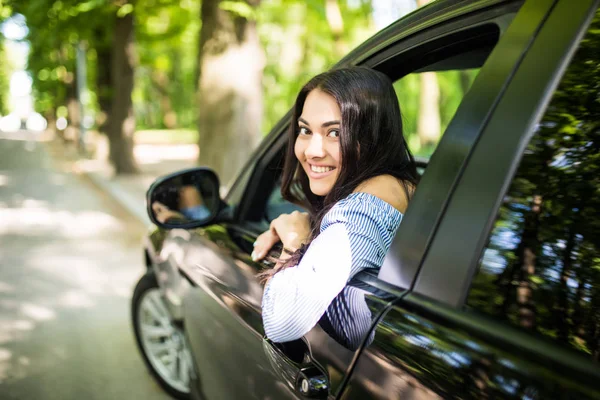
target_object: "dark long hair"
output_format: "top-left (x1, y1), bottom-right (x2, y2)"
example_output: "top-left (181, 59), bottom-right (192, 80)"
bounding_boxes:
top-left (261, 67), bottom-right (419, 280)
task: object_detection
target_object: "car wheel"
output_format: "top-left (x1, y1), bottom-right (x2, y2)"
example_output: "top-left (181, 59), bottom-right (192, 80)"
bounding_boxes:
top-left (132, 272), bottom-right (192, 399)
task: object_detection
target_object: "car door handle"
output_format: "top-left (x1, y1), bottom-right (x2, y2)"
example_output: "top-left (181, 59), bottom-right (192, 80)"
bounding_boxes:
top-left (262, 338), bottom-right (329, 399)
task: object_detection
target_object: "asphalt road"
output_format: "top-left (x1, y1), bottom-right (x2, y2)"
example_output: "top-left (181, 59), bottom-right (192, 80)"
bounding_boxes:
top-left (0, 132), bottom-right (170, 399)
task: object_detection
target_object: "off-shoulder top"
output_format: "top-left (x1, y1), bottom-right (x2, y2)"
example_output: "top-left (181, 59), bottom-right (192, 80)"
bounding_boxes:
top-left (261, 192), bottom-right (404, 343)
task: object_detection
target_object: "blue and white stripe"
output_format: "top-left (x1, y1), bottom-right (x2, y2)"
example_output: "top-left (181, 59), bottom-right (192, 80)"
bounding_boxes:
top-left (318, 286), bottom-right (375, 350)
top-left (262, 192), bottom-right (403, 343)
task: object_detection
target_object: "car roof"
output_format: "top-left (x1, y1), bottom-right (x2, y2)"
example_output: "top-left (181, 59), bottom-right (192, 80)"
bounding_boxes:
top-left (337, 0), bottom-right (518, 68)
top-left (248, 0), bottom-right (518, 169)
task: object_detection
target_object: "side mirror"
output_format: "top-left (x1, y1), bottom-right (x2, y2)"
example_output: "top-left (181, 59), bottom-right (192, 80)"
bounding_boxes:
top-left (146, 167), bottom-right (224, 229)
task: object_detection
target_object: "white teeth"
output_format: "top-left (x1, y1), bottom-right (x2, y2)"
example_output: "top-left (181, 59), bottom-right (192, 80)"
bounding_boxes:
top-left (310, 165), bottom-right (334, 173)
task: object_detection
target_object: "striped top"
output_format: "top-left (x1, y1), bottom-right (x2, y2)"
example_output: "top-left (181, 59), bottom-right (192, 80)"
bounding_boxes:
top-left (262, 192), bottom-right (403, 343)
top-left (318, 286), bottom-right (375, 350)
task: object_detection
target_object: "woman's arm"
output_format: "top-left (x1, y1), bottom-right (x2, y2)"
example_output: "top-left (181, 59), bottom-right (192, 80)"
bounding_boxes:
top-left (261, 194), bottom-right (394, 343)
top-left (252, 211), bottom-right (311, 262)
top-left (262, 223), bottom-right (352, 342)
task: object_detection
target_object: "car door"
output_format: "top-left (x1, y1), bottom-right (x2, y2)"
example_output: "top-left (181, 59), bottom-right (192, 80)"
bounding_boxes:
top-left (181, 132), bottom-right (302, 400)
top-left (179, 0), bottom-right (540, 399)
top-left (342, 0), bottom-right (600, 398)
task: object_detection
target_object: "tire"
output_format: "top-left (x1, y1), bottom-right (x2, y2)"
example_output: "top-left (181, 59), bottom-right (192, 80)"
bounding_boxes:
top-left (132, 272), bottom-right (192, 399)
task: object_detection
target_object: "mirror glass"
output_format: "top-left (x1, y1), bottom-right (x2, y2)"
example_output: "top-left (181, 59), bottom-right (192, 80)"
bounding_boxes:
top-left (149, 169), bottom-right (220, 226)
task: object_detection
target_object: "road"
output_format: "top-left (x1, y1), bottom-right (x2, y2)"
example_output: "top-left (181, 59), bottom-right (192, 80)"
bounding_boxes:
top-left (0, 131), bottom-right (170, 399)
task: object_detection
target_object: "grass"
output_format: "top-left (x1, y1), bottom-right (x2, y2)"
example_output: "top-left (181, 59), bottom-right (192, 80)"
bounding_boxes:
top-left (135, 129), bottom-right (198, 144)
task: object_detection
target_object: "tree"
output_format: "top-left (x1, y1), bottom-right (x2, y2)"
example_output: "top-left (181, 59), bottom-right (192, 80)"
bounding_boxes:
top-left (9, 0), bottom-right (140, 173)
top-left (0, 37), bottom-right (11, 115)
top-left (415, 0), bottom-right (440, 150)
top-left (196, 0), bottom-right (264, 187)
top-left (325, 0), bottom-right (346, 59)
top-left (107, 2), bottom-right (138, 174)
top-left (468, 10), bottom-right (600, 358)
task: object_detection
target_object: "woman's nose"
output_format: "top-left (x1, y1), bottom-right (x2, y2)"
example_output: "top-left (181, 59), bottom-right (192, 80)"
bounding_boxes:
top-left (305, 134), bottom-right (326, 158)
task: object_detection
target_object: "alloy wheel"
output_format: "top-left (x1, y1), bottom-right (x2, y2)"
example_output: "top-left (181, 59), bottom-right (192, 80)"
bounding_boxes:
top-left (137, 288), bottom-right (192, 394)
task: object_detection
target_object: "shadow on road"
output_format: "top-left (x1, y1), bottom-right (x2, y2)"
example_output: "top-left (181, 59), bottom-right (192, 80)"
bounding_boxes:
top-left (0, 131), bottom-right (170, 399)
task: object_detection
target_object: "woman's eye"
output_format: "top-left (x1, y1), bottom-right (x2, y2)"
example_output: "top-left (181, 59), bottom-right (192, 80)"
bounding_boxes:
top-left (298, 127), bottom-right (310, 135)
top-left (328, 129), bottom-right (340, 138)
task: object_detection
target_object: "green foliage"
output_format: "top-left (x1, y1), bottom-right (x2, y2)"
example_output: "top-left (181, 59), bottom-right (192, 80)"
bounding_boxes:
top-left (394, 69), bottom-right (479, 158)
top-left (220, 1), bottom-right (256, 20)
top-left (117, 3), bottom-right (133, 17)
top-left (0, 36), bottom-right (12, 114)
top-left (134, 0), bottom-right (199, 129)
top-left (258, 0), bottom-right (376, 133)
top-left (14, 0), bottom-right (472, 148)
top-left (8, 0), bottom-right (117, 118)
top-left (467, 9), bottom-right (600, 360)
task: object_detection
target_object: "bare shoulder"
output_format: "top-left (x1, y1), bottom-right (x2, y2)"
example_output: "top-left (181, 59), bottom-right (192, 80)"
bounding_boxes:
top-left (354, 175), bottom-right (411, 213)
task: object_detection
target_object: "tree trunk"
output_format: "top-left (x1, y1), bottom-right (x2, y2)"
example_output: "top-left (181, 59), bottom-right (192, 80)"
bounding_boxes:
top-left (65, 73), bottom-right (80, 143)
top-left (152, 70), bottom-right (177, 129)
top-left (557, 222), bottom-right (577, 343)
top-left (417, 72), bottom-right (441, 148)
top-left (196, 0), bottom-right (264, 188)
top-left (325, 0), bottom-right (346, 59)
top-left (108, 6), bottom-right (138, 174)
top-left (588, 290), bottom-right (600, 360)
top-left (515, 194), bottom-right (542, 330)
top-left (94, 26), bottom-right (113, 136)
top-left (45, 109), bottom-right (57, 138)
top-left (496, 248), bottom-right (519, 319)
top-left (416, 0), bottom-right (440, 149)
top-left (572, 266), bottom-right (589, 341)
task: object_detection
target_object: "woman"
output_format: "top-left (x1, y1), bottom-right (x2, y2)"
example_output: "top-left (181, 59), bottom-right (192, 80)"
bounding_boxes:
top-left (152, 185), bottom-right (211, 223)
top-left (253, 67), bottom-right (419, 343)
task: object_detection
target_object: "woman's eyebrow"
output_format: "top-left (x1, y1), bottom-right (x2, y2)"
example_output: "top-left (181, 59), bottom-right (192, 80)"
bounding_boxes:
top-left (321, 120), bottom-right (340, 128)
top-left (298, 117), bottom-right (340, 128)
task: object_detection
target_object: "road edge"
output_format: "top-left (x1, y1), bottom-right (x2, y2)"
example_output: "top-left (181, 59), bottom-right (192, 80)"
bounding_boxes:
top-left (83, 170), bottom-right (151, 227)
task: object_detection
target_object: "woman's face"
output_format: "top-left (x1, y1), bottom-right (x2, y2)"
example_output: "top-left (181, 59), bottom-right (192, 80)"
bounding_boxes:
top-left (295, 89), bottom-right (342, 196)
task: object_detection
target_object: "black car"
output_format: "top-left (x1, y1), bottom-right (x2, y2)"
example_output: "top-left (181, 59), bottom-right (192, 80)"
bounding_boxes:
top-left (131, 0), bottom-right (600, 398)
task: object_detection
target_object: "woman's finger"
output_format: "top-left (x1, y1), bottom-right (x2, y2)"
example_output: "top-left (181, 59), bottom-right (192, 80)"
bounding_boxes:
top-left (252, 231), bottom-right (279, 261)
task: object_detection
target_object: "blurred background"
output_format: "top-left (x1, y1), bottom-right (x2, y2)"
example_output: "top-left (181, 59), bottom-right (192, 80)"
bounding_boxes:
top-left (0, 0), bottom-right (472, 188)
top-left (0, 0), bottom-right (471, 398)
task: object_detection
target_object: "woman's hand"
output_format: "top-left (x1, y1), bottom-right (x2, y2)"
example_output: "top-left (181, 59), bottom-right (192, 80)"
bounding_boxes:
top-left (252, 211), bottom-right (310, 262)
top-left (152, 201), bottom-right (186, 224)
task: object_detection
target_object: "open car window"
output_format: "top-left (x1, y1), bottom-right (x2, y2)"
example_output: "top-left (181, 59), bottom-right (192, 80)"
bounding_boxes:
top-left (394, 69), bottom-right (479, 161)
top-left (263, 66), bottom-right (481, 223)
top-left (265, 180), bottom-right (305, 222)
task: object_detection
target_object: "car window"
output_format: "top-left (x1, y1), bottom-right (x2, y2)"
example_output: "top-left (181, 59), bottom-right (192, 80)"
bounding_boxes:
top-left (394, 69), bottom-right (478, 159)
top-left (224, 159), bottom-right (254, 206)
top-left (466, 9), bottom-right (600, 361)
top-left (264, 67), bottom-right (480, 222)
top-left (265, 180), bottom-right (305, 221)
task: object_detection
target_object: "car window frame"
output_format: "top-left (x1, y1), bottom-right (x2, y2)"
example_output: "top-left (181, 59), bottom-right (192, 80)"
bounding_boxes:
top-left (232, 0), bottom-right (530, 282)
top-left (368, 1), bottom-right (529, 290)
top-left (412, 0), bottom-right (599, 307)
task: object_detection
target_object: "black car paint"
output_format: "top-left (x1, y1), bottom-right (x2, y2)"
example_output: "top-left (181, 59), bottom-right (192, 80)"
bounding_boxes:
top-left (142, 0), bottom-right (600, 398)
top-left (414, 0), bottom-right (600, 307)
top-left (343, 294), bottom-right (600, 399)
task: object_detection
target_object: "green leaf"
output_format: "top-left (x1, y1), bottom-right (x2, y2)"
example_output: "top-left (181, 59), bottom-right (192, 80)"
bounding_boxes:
top-left (530, 275), bottom-right (545, 285)
top-left (0, 5), bottom-right (11, 20)
top-left (75, 0), bottom-right (106, 14)
top-left (220, 1), bottom-right (256, 20)
top-left (117, 3), bottom-right (134, 18)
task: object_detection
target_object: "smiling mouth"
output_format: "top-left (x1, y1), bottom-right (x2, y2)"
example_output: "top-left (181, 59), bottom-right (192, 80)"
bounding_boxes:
top-left (310, 165), bottom-right (335, 173)
top-left (306, 164), bottom-right (336, 179)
